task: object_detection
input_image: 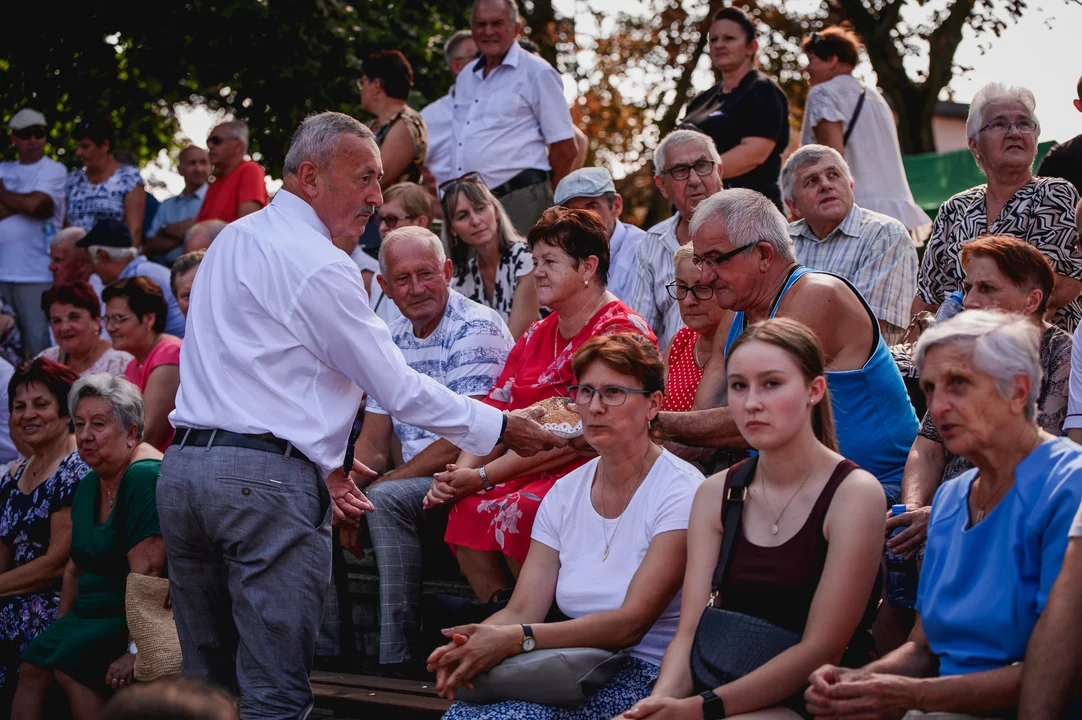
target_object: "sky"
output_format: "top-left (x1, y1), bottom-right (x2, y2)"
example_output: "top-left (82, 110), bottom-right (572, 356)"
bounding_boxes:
top-left (148, 1), bottom-right (1082, 197)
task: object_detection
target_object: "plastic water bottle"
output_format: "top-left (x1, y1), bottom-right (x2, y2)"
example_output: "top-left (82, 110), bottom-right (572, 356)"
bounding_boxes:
top-left (934, 290), bottom-right (965, 323)
top-left (41, 220), bottom-right (56, 251)
top-left (885, 504), bottom-right (917, 609)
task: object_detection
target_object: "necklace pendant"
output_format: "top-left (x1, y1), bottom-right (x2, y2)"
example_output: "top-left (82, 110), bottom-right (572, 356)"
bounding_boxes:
top-left (771, 523), bottom-right (779, 536)
top-left (602, 546), bottom-right (609, 561)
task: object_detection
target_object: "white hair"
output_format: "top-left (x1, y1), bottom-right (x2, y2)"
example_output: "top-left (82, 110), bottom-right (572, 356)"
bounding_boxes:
top-left (780, 144), bottom-right (853, 205)
top-left (51, 226), bottom-right (86, 248)
top-left (444, 29), bottom-right (476, 66)
top-left (966, 82), bottom-right (1041, 140)
top-left (283, 112), bottom-right (375, 175)
top-left (689, 188), bottom-right (796, 263)
top-left (69, 373), bottom-right (146, 441)
top-left (913, 310), bottom-right (1041, 421)
top-left (653, 129), bottom-right (721, 177)
top-left (379, 226), bottom-right (448, 277)
top-left (471, 0), bottom-right (519, 24)
top-left (225, 120), bottom-right (250, 151)
top-left (673, 242), bottom-right (696, 266)
top-left (89, 245), bottom-right (139, 263)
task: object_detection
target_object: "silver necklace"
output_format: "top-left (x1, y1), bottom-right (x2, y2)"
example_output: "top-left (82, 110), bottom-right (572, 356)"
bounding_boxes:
top-left (598, 446), bottom-right (652, 561)
top-left (104, 484), bottom-right (116, 509)
top-left (758, 448), bottom-right (820, 535)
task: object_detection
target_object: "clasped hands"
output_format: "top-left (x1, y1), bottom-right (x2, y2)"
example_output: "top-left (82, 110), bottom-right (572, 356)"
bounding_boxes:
top-left (426, 623), bottom-right (524, 700)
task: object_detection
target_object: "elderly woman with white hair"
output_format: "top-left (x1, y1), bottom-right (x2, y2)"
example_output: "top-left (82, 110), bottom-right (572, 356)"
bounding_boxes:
top-left (914, 82), bottom-right (1082, 333)
top-left (806, 310), bottom-right (1082, 719)
top-left (12, 373), bottom-right (165, 718)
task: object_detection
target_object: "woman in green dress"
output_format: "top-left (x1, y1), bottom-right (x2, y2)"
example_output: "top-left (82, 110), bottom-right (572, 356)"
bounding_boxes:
top-left (11, 373), bottom-right (165, 720)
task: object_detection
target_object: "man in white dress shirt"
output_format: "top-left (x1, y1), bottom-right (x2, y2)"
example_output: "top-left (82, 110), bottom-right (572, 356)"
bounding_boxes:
top-left (449, 0), bottom-right (578, 233)
top-left (157, 112), bottom-right (561, 719)
top-left (554, 167), bottom-right (646, 304)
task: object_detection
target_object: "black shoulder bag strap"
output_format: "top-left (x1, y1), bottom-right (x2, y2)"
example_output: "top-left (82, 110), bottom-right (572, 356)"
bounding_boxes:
top-left (843, 87), bottom-right (867, 147)
top-left (708, 457), bottom-right (758, 605)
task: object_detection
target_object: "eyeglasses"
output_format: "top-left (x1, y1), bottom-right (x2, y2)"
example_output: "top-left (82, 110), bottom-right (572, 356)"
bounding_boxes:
top-left (663, 159), bottom-right (716, 182)
top-left (380, 214), bottom-right (418, 228)
top-left (207, 135), bottom-right (229, 146)
top-left (666, 281), bottom-right (714, 301)
top-left (103, 313), bottom-right (135, 327)
top-left (691, 242), bottom-right (756, 269)
top-left (13, 126), bottom-right (46, 140)
top-left (438, 171), bottom-right (483, 193)
top-left (978, 119), bottom-right (1038, 136)
top-left (568, 385), bottom-right (653, 407)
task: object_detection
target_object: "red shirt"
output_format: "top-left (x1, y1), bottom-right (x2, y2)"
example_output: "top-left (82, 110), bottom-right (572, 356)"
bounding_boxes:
top-left (195, 160), bottom-right (268, 222)
top-left (124, 335), bottom-right (182, 451)
top-left (663, 327), bottom-right (705, 411)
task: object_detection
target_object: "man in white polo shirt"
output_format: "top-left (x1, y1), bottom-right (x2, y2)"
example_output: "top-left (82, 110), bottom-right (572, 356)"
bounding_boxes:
top-left (157, 111), bottom-right (562, 719)
top-left (450, 0), bottom-right (578, 233)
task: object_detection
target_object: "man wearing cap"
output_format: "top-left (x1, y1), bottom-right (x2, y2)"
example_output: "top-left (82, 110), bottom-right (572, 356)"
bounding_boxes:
top-left (0, 109), bottom-right (68, 356)
top-left (554, 167), bottom-right (646, 303)
top-left (77, 218), bottom-right (186, 337)
top-left (450, 0), bottom-right (578, 234)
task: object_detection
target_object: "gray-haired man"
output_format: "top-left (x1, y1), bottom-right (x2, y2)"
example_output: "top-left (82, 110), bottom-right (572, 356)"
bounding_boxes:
top-left (157, 111), bottom-right (561, 719)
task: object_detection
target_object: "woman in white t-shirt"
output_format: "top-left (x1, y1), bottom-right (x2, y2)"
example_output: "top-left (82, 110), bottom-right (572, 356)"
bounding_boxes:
top-left (799, 26), bottom-right (930, 232)
top-left (428, 333), bottom-right (704, 719)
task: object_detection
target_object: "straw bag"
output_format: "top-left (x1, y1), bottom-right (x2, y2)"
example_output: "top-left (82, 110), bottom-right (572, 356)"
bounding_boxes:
top-left (125, 574), bottom-right (182, 681)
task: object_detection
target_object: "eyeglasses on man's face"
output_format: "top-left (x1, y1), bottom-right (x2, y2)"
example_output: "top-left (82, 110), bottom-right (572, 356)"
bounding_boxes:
top-left (663, 159), bottom-right (716, 182)
top-left (568, 384), bottom-right (652, 407)
top-left (691, 242), bottom-right (756, 270)
top-left (666, 281), bottom-right (714, 301)
top-left (380, 214), bottom-right (418, 229)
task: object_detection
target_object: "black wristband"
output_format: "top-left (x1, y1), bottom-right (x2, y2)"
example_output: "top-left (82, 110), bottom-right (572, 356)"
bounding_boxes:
top-left (498, 412), bottom-right (508, 443)
top-left (699, 690), bottom-right (726, 719)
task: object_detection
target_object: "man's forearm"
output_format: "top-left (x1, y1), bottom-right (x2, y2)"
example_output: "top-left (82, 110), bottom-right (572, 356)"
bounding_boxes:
top-left (0, 188), bottom-right (52, 218)
top-left (656, 407), bottom-right (749, 449)
top-left (1049, 273), bottom-right (1082, 312)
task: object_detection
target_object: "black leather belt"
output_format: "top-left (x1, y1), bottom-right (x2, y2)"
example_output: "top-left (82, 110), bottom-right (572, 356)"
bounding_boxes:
top-left (171, 427), bottom-right (312, 465)
top-left (490, 169), bottom-right (550, 198)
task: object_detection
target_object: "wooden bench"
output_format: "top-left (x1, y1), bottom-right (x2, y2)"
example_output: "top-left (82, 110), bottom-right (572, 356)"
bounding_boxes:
top-left (311, 670), bottom-right (451, 718)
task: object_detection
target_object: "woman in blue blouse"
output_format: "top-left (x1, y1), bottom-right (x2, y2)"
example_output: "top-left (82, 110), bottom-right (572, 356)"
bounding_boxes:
top-left (804, 310), bottom-right (1082, 719)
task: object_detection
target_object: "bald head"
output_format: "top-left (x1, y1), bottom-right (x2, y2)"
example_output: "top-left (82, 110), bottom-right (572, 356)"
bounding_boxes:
top-left (184, 219), bottom-right (227, 253)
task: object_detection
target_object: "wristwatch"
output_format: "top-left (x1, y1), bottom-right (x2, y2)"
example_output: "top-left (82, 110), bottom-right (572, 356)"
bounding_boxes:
top-left (478, 465), bottom-right (495, 492)
top-left (699, 690), bottom-right (726, 719)
top-left (520, 624), bottom-right (536, 653)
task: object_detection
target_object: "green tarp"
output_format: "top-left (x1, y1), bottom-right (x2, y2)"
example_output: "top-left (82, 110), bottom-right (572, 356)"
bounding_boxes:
top-left (903, 140), bottom-right (1057, 217)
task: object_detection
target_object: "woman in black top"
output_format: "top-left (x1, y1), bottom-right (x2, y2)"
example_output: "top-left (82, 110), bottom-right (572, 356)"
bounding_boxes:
top-left (681, 7), bottom-right (790, 208)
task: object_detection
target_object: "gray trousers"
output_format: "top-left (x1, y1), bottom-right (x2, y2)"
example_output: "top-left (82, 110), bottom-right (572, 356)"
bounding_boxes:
top-left (157, 444), bottom-right (332, 720)
top-left (497, 180), bottom-right (554, 236)
top-left (0, 281), bottom-right (52, 357)
top-left (366, 476), bottom-right (443, 665)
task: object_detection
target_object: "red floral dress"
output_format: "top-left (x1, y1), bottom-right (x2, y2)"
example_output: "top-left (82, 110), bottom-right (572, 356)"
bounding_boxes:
top-left (445, 300), bottom-right (656, 562)
top-left (662, 327), bottom-right (705, 412)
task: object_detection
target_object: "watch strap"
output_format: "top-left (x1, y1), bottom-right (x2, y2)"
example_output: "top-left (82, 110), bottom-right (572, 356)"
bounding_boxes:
top-left (498, 413), bottom-right (509, 443)
top-left (479, 465), bottom-right (494, 492)
top-left (699, 690), bottom-right (726, 719)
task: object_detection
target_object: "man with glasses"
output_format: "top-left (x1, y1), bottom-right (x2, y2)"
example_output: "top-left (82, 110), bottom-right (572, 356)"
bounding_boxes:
top-left (420, 30), bottom-right (479, 195)
top-left (74, 218), bottom-right (186, 337)
top-left (554, 167), bottom-right (645, 303)
top-left (625, 129), bottom-right (724, 348)
top-left (195, 120), bottom-right (268, 223)
top-left (656, 188), bottom-right (918, 500)
top-left (0, 108), bottom-right (68, 357)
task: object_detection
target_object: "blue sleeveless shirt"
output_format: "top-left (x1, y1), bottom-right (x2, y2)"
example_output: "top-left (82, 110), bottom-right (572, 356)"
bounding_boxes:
top-left (725, 266), bottom-right (917, 484)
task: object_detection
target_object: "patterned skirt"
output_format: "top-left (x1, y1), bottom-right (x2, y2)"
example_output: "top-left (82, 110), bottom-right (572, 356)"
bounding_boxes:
top-left (441, 656), bottom-right (659, 720)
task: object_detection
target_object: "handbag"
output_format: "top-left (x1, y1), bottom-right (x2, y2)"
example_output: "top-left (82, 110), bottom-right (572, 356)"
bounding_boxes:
top-left (455, 647), bottom-right (631, 707)
top-left (125, 573), bottom-right (183, 681)
top-left (689, 458), bottom-right (803, 690)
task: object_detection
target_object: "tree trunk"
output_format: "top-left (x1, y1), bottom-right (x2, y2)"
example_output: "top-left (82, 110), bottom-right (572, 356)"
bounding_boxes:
top-left (523, 0), bottom-right (560, 69)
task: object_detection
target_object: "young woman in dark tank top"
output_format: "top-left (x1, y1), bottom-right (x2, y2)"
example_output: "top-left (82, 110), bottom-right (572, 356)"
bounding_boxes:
top-left (619, 318), bottom-right (886, 720)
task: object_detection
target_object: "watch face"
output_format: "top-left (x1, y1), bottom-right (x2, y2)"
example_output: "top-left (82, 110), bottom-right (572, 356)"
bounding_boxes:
top-left (522, 636), bottom-right (536, 652)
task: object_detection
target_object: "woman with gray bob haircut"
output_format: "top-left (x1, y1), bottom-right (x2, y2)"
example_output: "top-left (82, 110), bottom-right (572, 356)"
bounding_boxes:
top-left (806, 309), bottom-right (1082, 719)
top-left (14, 372), bottom-right (166, 717)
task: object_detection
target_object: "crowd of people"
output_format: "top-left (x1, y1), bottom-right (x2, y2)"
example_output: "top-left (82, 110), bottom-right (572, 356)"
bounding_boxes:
top-left (2, 0), bottom-right (1082, 719)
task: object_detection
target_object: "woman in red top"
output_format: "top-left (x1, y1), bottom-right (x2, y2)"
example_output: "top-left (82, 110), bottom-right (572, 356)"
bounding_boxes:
top-left (427, 208), bottom-right (657, 600)
top-left (663, 245), bottom-right (732, 412)
top-left (102, 277), bottom-right (181, 452)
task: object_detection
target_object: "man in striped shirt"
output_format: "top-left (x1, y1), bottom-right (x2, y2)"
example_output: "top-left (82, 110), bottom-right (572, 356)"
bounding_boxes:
top-left (783, 144), bottom-right (917, 344)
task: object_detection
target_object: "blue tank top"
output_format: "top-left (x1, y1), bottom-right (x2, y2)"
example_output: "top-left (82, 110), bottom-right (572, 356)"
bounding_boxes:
top-left (725, 266), bottom-right (917, 484)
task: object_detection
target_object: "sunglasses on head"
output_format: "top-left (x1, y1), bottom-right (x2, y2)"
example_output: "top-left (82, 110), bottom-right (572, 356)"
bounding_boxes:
top-left (13, 126), bottom-right (46, 140)
top-left (438, 171), bottom-right (484, 194)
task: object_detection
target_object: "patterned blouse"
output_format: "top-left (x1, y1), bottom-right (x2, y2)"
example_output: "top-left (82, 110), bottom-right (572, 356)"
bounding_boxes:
top-left (452, 242), bottom-right (535, 324)
top-left (37, 345), bottom-right (134, 376)
top-left (63, 165), bottom-right (143, 231)
top-left (371, 106), bottom-right (427, 185)
top-left (919, 323), bottom-right (1073, 481)
top-left (916, 177), bottom-right (1082, 332)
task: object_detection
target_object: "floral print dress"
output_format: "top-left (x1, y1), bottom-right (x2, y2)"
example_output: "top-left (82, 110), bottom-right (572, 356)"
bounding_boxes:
top-left (444, 300), bottom-right (656, 562)
top-left (0, 452), bottom-right (88, 703)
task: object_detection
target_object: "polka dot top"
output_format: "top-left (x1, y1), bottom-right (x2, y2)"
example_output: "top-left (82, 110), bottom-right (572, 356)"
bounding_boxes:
top-left (663, 326), bottom-right (705, 412)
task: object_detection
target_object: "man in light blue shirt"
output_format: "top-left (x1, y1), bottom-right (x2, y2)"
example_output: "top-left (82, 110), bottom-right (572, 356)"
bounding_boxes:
top-left (76, 218), bottom-right (186, 337)
top-left (144, 146), bottom-right (210, 266)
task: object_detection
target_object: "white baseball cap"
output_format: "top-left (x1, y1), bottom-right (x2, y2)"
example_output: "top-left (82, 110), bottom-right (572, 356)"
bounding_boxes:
top-left (553, 167), bottom-right (616, 206)
top-left (9, 109), bottom-right (47, 132)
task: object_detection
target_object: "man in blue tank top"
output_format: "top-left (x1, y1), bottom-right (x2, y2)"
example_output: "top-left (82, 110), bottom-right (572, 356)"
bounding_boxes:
top-left (655, 188), bottom-right (917, 498)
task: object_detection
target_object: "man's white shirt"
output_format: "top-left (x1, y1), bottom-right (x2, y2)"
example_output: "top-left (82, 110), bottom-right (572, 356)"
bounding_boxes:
top-left (171, 190), bottom-right (503, 476)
